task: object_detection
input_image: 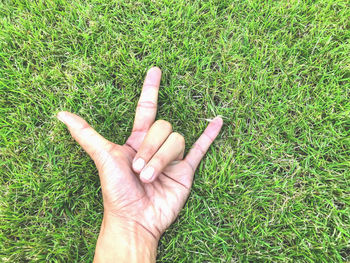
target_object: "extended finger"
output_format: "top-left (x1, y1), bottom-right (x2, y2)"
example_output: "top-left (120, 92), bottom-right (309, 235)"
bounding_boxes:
top-left (140, 132), bottom-right (185, 183)
top-left (132, 120), bottom-right (172, 173)
top-left (132, 67), bottom-right (162, 133)
top-left (184, 117), bottom-right (223, 171)
top-left (57, 111), bottom-right (112, 162)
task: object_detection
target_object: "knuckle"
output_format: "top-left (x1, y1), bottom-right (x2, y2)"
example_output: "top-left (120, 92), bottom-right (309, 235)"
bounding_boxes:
top-left (152, 156), bottom-right (166, 168)
top-left (140, 147), bottom-right (155, 159)
top-left (193, 143), bottom-right (205, 155)
top-left (171, 132), bottom-right (185, 146)
top-left (79, 126), bottom-right (94, 138)
top-left (154, 119), bottom-right (172, 131)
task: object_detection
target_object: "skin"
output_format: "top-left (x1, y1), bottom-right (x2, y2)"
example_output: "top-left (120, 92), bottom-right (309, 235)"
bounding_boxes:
top-left (57, 67), bottom-right (223, 262)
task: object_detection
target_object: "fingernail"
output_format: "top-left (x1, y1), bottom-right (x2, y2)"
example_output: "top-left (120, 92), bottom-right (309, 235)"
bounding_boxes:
top-left (141, 166), bottom-right (154, 181)
top-left (133, 158), bottom-right (145, 171)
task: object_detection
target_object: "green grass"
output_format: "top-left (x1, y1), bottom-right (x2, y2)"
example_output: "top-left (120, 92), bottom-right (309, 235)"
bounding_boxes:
top-left (1, 0), bottom-right (349, 262)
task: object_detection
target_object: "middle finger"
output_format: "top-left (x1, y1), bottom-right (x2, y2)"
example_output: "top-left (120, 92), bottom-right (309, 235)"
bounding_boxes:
top-left (132, 119), bottom-right (172, 173)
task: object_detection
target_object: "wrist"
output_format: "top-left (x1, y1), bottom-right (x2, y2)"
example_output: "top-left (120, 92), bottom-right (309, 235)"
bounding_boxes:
top-left (94, 214), bottom-right (158, 263)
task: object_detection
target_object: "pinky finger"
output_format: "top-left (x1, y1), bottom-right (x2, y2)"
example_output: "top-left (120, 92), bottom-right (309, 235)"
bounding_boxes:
top-left (184, 116), bottom-right (223, 171)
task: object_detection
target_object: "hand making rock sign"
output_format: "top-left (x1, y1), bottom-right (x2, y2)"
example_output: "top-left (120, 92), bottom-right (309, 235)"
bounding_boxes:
top-left (57, 67), bottom-right (223, 263)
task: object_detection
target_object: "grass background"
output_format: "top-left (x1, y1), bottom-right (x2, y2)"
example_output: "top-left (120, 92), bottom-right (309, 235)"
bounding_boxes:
top-left (1, 0), bottom-right (349, 262)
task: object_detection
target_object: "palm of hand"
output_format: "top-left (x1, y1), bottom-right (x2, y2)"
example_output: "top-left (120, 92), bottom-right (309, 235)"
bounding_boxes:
top-left (98, 141), bottom-right (193, 239)
top-left (58, 67), bottom-right (222, 239)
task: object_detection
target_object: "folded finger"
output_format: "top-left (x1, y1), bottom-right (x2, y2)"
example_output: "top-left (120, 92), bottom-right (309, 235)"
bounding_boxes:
top-left (140, 132), bottom-right (185, 183)
top-left (132, 120), bottom-right (172, 173)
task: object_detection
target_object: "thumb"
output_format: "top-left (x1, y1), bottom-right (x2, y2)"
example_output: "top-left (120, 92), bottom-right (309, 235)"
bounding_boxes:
top-left (57, 111), bottom-right (112, 163)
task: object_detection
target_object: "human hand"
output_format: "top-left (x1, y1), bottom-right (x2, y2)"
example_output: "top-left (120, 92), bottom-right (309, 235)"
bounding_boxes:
top-left (57, 67), bottom-right (223, 262)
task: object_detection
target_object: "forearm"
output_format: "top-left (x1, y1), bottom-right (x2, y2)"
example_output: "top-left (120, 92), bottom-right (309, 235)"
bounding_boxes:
top-left (94, 215), bottom-right (158, 263)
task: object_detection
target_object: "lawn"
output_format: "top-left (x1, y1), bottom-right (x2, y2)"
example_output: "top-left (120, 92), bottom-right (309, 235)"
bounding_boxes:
top-left (1, 0), bottom-right (349, 262)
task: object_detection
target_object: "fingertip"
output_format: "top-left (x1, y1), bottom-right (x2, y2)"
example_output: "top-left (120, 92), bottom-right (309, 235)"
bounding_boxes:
top-left (57, 111), bottom-right (67, 123)
top-left (140, 166), bottom-right (155, 183)
top-left (144, 66), bottom-right (162, 87)
top-left (148, 66), bottom-right (161, 75)
top-left (57, 111), bottom-right (85, 130)
top-left (132, 158), bottom-right (145, 173)
top-left (209, 116), bottom-right (223, 132)
top-left (213, 116), bottom-right (223, 126)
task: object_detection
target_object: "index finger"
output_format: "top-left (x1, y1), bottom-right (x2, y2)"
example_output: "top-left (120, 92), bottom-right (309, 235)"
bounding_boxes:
top-left (132, 67), bottom-right (162, 133)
